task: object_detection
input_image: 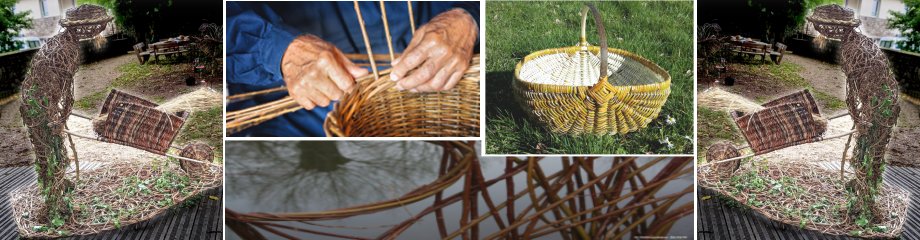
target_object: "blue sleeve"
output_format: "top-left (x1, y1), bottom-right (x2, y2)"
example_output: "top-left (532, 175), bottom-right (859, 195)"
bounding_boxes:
top-left (226, 2), bottom-right (301, 87)
top-left (452, 2), bottom-right (480, 28)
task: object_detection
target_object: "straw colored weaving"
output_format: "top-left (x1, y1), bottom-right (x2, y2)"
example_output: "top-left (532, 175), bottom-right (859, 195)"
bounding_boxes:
top-left (513, 4), bottom-right (671, 135)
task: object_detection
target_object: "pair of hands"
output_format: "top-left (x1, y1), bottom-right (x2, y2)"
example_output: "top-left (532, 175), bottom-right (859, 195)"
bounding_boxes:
top-left (281, 8), bottom-right (478, 110)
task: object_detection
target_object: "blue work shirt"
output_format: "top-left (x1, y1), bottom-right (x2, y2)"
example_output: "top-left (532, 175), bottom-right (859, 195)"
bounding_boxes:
top-left (226, 1), bottom-right (479, 137)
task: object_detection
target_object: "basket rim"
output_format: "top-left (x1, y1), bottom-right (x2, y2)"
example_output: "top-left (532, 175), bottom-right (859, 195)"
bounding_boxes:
top-left (513, 45), bottom-right (671, 92)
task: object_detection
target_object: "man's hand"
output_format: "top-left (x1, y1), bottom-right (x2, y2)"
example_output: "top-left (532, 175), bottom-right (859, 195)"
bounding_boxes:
top-left (282, 35), bottom-right (368, 110)
top-left (390, 8), bottom-right (478, 92)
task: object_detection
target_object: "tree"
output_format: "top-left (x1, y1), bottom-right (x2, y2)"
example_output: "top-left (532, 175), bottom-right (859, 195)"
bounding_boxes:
top-left (0, 0), bottom-right (32, 52)
top-left (78, 0), bottom-right (221, 43)
top-left (889, 0), bottom-right (920, 52)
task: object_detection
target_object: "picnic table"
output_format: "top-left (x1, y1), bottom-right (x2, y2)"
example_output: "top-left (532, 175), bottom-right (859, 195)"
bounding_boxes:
top-left (728, 37), bottom-right (771, 63)
top-left (133, 36), bottom-right (192, 64)
top-left (727, 36), bottom-right (787, 64)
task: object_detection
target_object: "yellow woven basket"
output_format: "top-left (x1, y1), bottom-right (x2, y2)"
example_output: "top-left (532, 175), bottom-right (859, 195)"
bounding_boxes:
top-left (513, 4), bottom-right (671, 135)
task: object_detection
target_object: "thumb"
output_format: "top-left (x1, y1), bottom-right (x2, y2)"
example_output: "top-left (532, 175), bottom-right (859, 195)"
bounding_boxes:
top-left (345, 63), bottom-right (369, 79)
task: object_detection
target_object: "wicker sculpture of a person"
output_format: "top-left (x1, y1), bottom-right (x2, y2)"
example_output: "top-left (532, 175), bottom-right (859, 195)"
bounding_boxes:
top-left (18, 4), bottom-right (112, 223)
top-left (808, 5), bottom-right (901, 223)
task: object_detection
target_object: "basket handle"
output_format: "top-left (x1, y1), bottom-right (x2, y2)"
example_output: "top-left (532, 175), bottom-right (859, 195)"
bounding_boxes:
top-left (580, 4), bottom-right (608, 89)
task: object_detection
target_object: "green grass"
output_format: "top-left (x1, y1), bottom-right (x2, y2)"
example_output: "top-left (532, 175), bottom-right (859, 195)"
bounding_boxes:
top-left (176, 106), bottom-right (223, 163)
top-left (485, 1), bottom-right (694, 154)
top-left (74, 87), bottom-right (111, 110)
top-left (697, 106), bottom-right (744, 162)
top-left (745, 62), bottom-right (845, 110)
top-left (74, 62), bottom-right (177, 110)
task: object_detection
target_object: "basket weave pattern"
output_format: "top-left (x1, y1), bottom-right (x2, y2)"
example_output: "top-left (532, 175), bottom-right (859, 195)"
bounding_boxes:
top-left (324, 67), bottom-right (480, 137)
top-left (93, 90), bottom-right (187, 155)
top-left (731, 90), bottom-right (827, 155)
top-left (513, 5), bottom-right (671, 135)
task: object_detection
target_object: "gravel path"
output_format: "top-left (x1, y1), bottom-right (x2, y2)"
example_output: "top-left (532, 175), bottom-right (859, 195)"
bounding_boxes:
top-left (783, 54), bottom-right (847, 101)
top-left (72, 54), bottom-right (135, 100)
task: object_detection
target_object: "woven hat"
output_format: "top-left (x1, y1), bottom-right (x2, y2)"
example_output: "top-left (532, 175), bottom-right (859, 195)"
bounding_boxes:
top-left (807, 5), bottom-right (860, 39)
top-left (59, 4), bottom-right (112, 27)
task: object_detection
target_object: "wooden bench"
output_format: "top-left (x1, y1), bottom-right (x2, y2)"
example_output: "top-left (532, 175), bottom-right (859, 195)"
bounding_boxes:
top-left (732, 41), bottom-right (770, 64)
top-left (150, 41), bottom-right (189, 63)
top-left (133, 43), bottom-right (151, 64)
top-left (770, 43), bottom-right (787, 64)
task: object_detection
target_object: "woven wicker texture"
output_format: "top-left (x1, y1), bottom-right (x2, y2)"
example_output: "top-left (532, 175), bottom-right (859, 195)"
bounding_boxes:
top-left (706, 141), bottom-right (741, 178)
top-left (100, 89), bottom-right (158, 116)
top-left (179, 142), bottom-right (213, 177)
top-left (17, 4), bottom-right (110, 223)
top-left (815, 2), bottom-right (903, 221)
top-left (806, 4), bottom-right (860, 40)
top-left (92, 91), bottom-right (187, 155)
top-left (733, 105), bottom-right (827, 155)
top-left (324, 59), bottom-right (480, 137)
top-left (513, 4), bottom-right (670, 135)
top-left (59, 5), bottom-right (113, 39)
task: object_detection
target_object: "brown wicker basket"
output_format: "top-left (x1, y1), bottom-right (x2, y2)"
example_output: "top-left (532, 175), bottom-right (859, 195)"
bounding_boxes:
top-left (731, 90), bottom-right (827, 154)
top-left (323, 59), bottom-right (480, 137)
top-left (93, 90), bottom-right (187, 155)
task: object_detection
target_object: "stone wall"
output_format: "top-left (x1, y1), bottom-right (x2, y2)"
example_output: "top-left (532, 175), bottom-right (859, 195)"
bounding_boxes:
top-left (0, 48), bottom-right (39, 99)
top-left (882, 48), bottom-right (920, 98)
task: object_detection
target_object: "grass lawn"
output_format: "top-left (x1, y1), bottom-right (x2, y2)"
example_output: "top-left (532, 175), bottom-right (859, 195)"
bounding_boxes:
top-left (75, 62), bottom-right (181, 110)
top-left (696, 106), bottom-right (744, 162)
top-left (175, 106), bottom-right (224, 163)
top-left (485, 1), bottom-right (694, 154)
top-left (740, 62), bottom-right (845, 110)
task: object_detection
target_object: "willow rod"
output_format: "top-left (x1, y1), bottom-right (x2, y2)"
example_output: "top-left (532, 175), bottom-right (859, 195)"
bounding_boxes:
top-left (353, 1), bottom-right (379, 80)
top-left (701, 129), bottom-right (858, 167)
top-left (379, 1), bottom-right (396, 62)
top-left (62, 129), bottom-right (220, 167)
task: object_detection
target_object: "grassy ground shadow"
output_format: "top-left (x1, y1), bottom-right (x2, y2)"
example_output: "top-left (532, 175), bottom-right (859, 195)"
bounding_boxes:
top-left (485, 1), bottom-right (694, 154)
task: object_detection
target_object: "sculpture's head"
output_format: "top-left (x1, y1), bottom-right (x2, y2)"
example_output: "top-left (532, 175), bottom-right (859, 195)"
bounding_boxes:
top-left (59, 4), bottom-right (113, 39)
top-left (807, 4), bottom-right (861, 40)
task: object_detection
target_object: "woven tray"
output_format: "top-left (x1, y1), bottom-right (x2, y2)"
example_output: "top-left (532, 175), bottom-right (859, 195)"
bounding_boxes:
top-left (513, 4), bottom-right (671, 135)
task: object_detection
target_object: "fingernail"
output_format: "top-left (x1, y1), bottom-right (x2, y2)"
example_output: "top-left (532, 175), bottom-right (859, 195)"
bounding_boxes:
top-left (390, 73), bottom-right (399, 81)
top-left (409, 88), bottom-right (418, 93)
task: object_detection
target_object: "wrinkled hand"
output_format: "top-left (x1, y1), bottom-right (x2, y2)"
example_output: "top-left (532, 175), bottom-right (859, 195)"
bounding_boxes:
top-left (282, 35), bottom-right (368, 110)
top-left (390, 8), bottom-right (477, 92)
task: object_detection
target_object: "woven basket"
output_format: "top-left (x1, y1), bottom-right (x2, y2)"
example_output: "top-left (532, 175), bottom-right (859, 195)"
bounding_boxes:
top-left (513, 4), bottom-right (671, 135)
top-left (94, 90), bottom-right (187, 155)
top-left (323, 61), bottom-right (480, 137)
top-left (731, 90), bottom-right (827, 155)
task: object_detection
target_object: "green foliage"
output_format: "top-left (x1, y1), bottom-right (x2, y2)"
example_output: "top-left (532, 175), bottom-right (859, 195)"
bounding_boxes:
top-left (0, 0), bottom-right (31, 52)
top-left (889, 0), bottom-right (920, 52)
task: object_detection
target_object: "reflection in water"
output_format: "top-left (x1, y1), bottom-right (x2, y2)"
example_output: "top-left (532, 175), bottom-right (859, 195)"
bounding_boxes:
top-left (226, 141), bottom-right (440, 212)
top-left (225, 142), bottom-right (694, 239)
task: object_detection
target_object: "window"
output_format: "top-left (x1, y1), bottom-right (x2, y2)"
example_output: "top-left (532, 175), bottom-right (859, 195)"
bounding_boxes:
top-left (880, 40), bottom-right (893, 48)
top-left (27, 40), bottom-right (40, 49)
top-left (869, 0), bottom-right (881, 17)
top-left (39, 0), bottom-right (50, 17)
